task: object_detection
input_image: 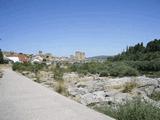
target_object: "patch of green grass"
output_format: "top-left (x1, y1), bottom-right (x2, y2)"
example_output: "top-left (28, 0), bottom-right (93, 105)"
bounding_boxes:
top-left (94, 98), bottom-right (160, 120)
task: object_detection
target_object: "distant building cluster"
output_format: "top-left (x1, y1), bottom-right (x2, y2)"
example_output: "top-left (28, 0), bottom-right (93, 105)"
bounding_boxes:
top-left (3, 50), bottom-right (86, 64)
top-left (3, 51), bottom-right (29, 63)
top-left (69, 51), bottom-right (86, 62)
top-left (75, 51), bottom-right (85, 61)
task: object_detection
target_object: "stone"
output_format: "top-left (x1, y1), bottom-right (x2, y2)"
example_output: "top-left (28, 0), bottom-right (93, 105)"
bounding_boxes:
top-left (80, 91), bottom-right (114, 105)
top-left (137, 76), bottom-right (159, 86)
top-left (76, 82), bottom-right (87, 88)
top-left (68, 87), bottom-right (88, 96)
top-left (144, 86), bottom-right (155, 96)
top-left (32, 77), bottom-right (37, 81)
top-left (20, 71), bottom-right (160, 107)
top-left (22, 71), bottom-right (29, 75)
top-left (27, 72), bottom-right (36, 78)
top-left (113, 93), bottom-right (132, 104)
top-left (155, 88), bottom-right (160, 93)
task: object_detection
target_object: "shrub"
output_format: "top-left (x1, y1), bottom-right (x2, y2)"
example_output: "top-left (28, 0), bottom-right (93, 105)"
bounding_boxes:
top-left (53, 64), bottom-right (68, 95)
top-left (12, 62), bottom-right (45, 72)
top-left (109, 62), bottom-right (139, 77)
top-left (69, 61), bottom-right (139, 77)
top-left (99, 70), bottom-right (109, 77)
top-left (122, 80), bottom-right (138, 93)
top-left (55, 80), bottom-right (67, 95)
top-left (149, 91), bottom-right (160, 101)
top-left (126, 60), bottom-right (160, 72)
top-left (53, 64), bottom-right (64, 81)
top-left (94, 98), bottom-right (160, 120)
top-left (0, 71), bottom-right (3, 78)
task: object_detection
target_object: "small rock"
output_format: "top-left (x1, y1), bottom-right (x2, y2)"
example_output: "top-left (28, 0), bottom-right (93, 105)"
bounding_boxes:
top-left (80, 91), bottom-right (113, 105)
top-left (144, 86), bottom-right (155, 96)
top-left (113, 93), bottom-right (132, 104)
top-left (68, 87), bottom-right (88, 96)
top-left (22, 71), bottom-right (29, 75)
top-left (155, 88), bottom-right (160, 93)
top-left (76, 82), bottom-right (87, 88)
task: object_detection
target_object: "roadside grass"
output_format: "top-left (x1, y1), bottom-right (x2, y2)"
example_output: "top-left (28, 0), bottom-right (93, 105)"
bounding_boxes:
top-left (55, 80), bottom-right (68, 96)
top-left (0, 71), bottom-right (3, 78)
top-left (0, 65), bottom-right (3, 78)
top-left (94, 98), bottom-right (160, 120)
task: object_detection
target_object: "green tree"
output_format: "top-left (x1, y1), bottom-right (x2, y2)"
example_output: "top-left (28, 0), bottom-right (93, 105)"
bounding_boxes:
top-left (146, 39), bottom-right (160, 52)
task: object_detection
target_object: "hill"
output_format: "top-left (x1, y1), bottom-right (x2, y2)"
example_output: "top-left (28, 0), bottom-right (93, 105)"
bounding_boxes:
top-left (87, 55), bottom-right (111, 61)
top-left (108, 39), bottom-right (160, 61)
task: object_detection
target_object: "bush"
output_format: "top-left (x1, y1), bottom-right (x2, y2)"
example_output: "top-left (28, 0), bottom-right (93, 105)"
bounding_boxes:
top-left (122, 80), bottom-right (138, 93)
top-left (109, 62), bottom-right (139, 77)
top-left (69, 61), bottom-right (139, 77)
top-left (55, 80), bottom-right (67, 95)
top-left (149, 91), bottom-right (160, 101)
top-left (53, 64), bottom-right (64, 81)
top-left (69, 60), bottom-right (160, 77)
top-left (99, 70), bottom-right (109, 77)
top-left (95, 98), bottom-right (160, 120)
top-left (12, 62), bottom-right (45, 72)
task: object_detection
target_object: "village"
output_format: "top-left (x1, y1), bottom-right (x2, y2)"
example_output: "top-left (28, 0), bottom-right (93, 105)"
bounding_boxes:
top-left (3, 51), bottom-right (86, 64)
top-left (0, 0), bottom-right (160, 119)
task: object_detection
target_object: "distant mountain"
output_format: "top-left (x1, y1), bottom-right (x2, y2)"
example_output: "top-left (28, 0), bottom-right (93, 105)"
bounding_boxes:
top-left (87, 55), bottom-right (111, 61)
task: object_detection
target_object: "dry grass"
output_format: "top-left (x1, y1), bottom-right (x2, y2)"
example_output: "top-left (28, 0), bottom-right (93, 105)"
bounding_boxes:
top-left (112, 85), bottom-right (123, 90)
top-left (55, 80), bottom-right (67, 96)
top-left (122, 80), bottom-right (139, 93)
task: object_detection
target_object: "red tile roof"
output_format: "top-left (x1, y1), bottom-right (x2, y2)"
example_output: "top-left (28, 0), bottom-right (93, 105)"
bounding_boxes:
top-left (18, 54), bottom-right (29, 62)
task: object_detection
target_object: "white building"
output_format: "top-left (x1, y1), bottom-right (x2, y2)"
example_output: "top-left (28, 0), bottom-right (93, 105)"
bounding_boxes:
top-left (31, 55), bottom-right (43, 63)
top-left (6, 57), bottom-right (20, 63)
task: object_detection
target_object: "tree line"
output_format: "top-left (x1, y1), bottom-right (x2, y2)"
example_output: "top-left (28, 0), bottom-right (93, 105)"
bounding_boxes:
top-left (70, 39), bottom-right (160, 77)
top-left (108, 39), bottom-right (160, 61)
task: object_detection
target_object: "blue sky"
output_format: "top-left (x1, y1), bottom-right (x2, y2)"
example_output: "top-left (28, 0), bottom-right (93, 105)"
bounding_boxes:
top-left (0, 0), bottom-right (160, 57)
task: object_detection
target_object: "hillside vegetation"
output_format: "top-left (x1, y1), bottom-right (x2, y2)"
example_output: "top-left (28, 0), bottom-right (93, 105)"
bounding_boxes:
top-left (12, 39), bottom-right (160, 77)
top-left (108, 39), bottom-right (160, 61)
top-left (70, 39), bottom-right (160, 77)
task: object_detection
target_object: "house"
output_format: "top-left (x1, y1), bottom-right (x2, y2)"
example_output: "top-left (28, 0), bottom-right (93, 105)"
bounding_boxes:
top-left (4, 53), bottom-right (29, 63)
top-left (18, 54), bottom-right (29, 63)
top-left (31, 55), bottom-right (43, 63)
top-left (5, 56), bottom-right (20, 63)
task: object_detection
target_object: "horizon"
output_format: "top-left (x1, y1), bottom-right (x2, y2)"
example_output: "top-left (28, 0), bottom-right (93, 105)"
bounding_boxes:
top-left (0, 0), bottom-right (160, 57)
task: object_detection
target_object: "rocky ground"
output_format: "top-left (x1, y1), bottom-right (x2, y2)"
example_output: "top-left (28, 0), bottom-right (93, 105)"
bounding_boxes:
top-left (21, 71), bottom-right (160, 108)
